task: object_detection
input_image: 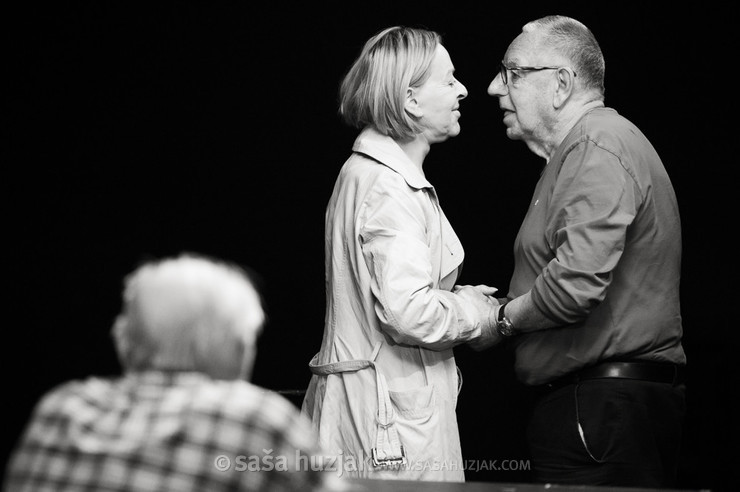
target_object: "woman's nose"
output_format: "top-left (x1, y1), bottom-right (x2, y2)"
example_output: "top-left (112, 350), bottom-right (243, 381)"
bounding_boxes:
top-left (458, 80), bottom-right (469, 99)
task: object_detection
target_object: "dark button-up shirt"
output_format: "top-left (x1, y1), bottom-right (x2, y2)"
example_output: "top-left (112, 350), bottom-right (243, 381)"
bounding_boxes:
top-left (509, 107), bottom-right (686, 385)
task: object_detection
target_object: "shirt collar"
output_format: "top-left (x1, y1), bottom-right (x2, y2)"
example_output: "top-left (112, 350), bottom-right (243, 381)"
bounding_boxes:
top-left (352, 127), bottom-right (433, 190)
top-left (123, 369), bottom-right (210, 387)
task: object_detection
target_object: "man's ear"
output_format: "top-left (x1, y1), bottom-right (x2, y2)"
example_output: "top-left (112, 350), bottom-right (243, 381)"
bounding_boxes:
top-left (112, 314), bottom-right (137, 370)
top-left (405, 87), bottom-right (423, 118)
top-left (553, 67), bottom-right (575, 108)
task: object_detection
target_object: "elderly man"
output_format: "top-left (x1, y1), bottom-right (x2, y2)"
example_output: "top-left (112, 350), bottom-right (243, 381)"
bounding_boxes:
top-left (4, 254), bottom-right (334, 492)
top-left (482, 15), bottom-right (686, 488)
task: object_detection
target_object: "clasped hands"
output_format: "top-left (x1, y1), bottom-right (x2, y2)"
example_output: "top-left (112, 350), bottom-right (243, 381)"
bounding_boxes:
top-left (453, 284), bottom-right (504, 351)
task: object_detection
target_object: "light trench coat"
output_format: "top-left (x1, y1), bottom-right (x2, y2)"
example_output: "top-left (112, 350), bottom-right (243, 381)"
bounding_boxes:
top-left (302, 128), bottom-right (484, 482)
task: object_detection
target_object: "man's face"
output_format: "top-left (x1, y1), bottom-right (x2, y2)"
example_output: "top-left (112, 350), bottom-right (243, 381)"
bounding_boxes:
top-left (487, 32), bottom-right (556, 146)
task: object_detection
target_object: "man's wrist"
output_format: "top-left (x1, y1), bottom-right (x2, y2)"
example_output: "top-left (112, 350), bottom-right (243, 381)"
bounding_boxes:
top-left (496, 302), bottom-right (517, 337)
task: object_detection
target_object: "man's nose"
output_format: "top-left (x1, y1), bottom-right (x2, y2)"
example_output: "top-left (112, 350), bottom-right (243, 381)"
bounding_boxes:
top-left (487, 73), bottom-right (507, 96)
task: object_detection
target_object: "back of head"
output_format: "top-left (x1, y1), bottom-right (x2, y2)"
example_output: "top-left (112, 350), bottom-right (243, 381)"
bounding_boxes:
top-left (523, 15), bottom-right (605, 98)
top-left (112, 253), bottom-right (265, 380)
top-left (339, 26), bottom-right (441, 140)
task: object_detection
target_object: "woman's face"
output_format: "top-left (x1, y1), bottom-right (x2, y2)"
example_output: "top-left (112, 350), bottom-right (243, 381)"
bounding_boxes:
top-left (412, 44), bottom-right (468, 144)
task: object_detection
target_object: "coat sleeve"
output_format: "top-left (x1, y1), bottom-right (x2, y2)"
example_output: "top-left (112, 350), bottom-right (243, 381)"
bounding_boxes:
top-left (358, 175), bottom-right (483, 350)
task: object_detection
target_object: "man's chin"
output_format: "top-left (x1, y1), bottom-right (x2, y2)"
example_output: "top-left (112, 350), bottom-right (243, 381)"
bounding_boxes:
top-left (505, 127), bottom-right (523, 140)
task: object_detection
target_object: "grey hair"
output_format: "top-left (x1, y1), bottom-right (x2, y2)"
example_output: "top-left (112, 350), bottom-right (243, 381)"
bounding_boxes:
top-left (524, 15), bottom-right (605, 97)
top-left (112, 253), bottom-right (265, 379)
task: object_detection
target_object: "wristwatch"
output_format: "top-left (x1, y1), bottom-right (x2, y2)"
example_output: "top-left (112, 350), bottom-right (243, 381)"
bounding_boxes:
top-left (496, 303), bottom-right (516, 337)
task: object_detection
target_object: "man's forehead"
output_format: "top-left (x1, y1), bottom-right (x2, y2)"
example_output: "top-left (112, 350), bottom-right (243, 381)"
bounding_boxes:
top-left (505, 31), bottom-right (548, 64)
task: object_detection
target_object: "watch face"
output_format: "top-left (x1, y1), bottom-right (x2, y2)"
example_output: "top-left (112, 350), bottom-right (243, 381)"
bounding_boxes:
top-left (497, 318), bottom-right (515, 337)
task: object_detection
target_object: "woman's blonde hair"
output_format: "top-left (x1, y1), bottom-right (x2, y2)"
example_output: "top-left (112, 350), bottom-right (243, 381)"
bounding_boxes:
top-left (339, 26), bottom-right (441, 140)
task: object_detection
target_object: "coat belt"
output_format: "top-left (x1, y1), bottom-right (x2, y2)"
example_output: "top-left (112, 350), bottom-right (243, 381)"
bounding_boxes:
top-left (309, 342), bottom-right (407, 468)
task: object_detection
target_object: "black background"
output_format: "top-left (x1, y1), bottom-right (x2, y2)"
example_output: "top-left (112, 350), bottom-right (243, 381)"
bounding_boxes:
top-left (5, 2), bottom-right (736, 490)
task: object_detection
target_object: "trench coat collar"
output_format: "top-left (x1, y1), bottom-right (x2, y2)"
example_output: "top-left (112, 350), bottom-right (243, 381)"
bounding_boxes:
top-left (352, 127), bottom-right (433, 190)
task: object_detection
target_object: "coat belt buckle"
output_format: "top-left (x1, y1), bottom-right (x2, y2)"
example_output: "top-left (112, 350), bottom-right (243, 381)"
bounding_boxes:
top-left (371, 446), bottom-right (407, 468)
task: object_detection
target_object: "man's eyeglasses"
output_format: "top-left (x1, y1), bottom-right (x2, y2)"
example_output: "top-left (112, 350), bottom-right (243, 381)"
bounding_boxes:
top-left (499, 62), bottom-right (577, 85)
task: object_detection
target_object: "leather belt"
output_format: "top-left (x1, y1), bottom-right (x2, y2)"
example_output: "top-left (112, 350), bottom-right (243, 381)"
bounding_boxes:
top-left (544, 361), bottom-right (684, 391)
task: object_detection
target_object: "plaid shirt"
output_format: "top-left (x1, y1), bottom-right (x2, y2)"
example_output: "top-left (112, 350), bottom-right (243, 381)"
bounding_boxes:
top-left (3, 371), bottom-right (329, 491)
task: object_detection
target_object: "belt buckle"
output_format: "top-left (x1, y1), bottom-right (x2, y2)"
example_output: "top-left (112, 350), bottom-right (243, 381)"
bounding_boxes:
top-left (371, 446), bottom-right (407, 468)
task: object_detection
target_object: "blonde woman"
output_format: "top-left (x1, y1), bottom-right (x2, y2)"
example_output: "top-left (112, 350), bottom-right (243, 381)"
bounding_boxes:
top-left (302, 26), bottom-right (501, 482)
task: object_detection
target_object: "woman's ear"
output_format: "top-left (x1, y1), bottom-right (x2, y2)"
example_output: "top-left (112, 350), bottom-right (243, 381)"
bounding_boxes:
top-left (405, 87), bottom-right (423, 118)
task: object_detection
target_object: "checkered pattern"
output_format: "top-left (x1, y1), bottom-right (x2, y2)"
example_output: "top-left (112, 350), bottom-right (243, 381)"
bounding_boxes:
top-left (4, 371), bottom-right (328, 491)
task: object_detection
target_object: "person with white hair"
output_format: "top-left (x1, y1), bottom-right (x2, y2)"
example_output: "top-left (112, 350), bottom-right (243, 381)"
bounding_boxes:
top-left (4, 253), bottom-right (334, 492)
top-left (483, 15), bottom-right (686, 488)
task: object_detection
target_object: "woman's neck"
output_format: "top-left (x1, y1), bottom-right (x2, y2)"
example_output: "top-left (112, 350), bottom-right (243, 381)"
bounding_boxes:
top-left (396, 135), bottom-right (431, 171)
